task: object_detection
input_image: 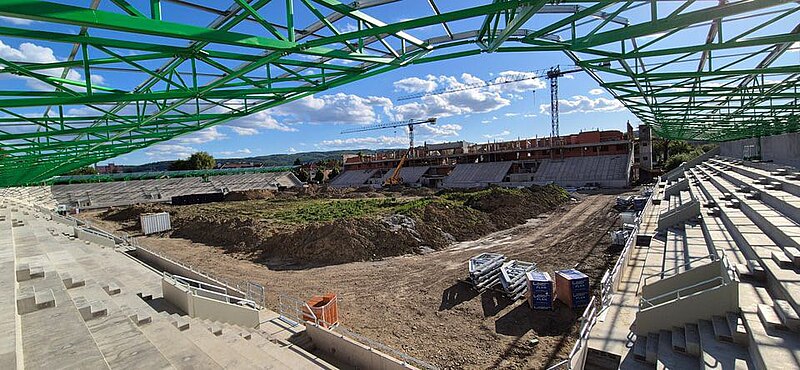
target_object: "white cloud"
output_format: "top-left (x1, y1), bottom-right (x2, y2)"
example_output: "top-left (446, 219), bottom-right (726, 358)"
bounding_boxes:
top-left (393, 76), bottom-right (438, 93)
top-left (539, 95), bottom-right (625, 115)
top-left (504, 112), bottom-right (520, 117)
top-left (483, 130), bottom-right (511, 139)
top-left (274, 93), bottom-right (393, 124)
top-left (226, 110), bottom-right (298, 135)
top-left (390, 71), bottom-right (547, 121)
top-left (145, 144), bottom-right (197, 159)
top-left (176, 127), bottom-right (226, 144)
top-left (588, 88), bottom-right (605, 96)
top-left (419, 123), bottom-right (462, 137)
top-left (0, 40), bottom-right (82, 90)
top-left (481, 120), bottom-right (491, 124)
top-left (217, 148), bottom-right (252, 156)
top-left (288, 147), bottom-right (297, 153)
top-left (317, 135), bottom-right (407, 148)
top-left (0, 16), bottom-right (34, 25)
top-left (90, 74), bottom-right (105, 85)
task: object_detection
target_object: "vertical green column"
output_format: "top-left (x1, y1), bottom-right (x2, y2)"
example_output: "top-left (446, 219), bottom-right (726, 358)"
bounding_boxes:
top-left (286, 0), bottom-right (295, 42)
top-left (150, 0), bottom-right (161, 20)
top-left (81, 43), bottom-right (92, 95)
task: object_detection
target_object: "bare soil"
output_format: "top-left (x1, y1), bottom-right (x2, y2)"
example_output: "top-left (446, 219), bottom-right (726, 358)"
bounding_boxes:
top-left (81, 192), bottom-right (624, 369)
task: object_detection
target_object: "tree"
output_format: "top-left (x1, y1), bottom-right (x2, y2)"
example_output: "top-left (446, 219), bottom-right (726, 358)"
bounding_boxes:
top-left (169, 160), bottom-right (190, 171)
top-left (329, 167), bottom-right (340, 179)
top-left (187, 151), bottom-right (215, 170)
top-left (293, 157), bottom-right (303, 166)
top-left (313, 170), bottom-right (325, 183)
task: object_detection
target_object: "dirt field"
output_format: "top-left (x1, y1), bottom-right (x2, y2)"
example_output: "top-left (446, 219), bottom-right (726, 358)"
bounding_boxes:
top-left (84, 192), bottom-right (624, 369)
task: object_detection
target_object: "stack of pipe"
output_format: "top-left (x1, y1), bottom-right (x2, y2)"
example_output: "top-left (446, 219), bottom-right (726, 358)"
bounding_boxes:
top-left (499, 260), bottom-right (537, 300)
top-left (468, 253), bottom-right (506, 291)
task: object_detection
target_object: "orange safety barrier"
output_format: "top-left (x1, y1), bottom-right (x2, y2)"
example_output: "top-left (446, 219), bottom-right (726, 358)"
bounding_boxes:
top-left (302, 293), bottom-right (339, 328)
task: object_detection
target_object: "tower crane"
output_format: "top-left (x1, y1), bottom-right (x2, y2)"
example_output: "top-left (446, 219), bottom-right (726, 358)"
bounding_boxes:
top-left (397, 65), bottom-right (586, 144)
top-left (340, 117), bottom-right (437, 185)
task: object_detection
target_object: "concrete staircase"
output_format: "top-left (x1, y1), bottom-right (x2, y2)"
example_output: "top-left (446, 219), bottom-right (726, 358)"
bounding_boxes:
top-left (585, 155), bottom-right (800, 370)
top-left (2, 196), bottom-right (339, 370)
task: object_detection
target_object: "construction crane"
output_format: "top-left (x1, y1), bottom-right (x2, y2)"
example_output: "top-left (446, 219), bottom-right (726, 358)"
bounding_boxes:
top-left (397, 65), bottom-right (586, 143)
top-left (340, 118), bottom-right (437, 186)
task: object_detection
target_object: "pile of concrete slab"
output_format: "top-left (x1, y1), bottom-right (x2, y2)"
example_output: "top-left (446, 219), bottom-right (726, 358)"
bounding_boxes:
top-left (468, 253), bottom-right (506, 291)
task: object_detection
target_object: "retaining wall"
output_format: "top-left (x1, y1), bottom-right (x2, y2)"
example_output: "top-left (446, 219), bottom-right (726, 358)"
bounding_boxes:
top-left (306, 324), bottom-right (417, 370)
top-left (720, 132), bottom-right (800, 167)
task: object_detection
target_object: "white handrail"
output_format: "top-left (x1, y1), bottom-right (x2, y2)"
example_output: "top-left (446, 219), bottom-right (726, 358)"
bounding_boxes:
top-left (639, 275), bottom-right (725, 309)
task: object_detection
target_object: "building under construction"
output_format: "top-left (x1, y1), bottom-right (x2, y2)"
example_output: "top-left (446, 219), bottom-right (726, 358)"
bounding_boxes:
top-left (335, 129), bottom-right (637, 188)
top-left (0, 1), bottom-right (799, 369)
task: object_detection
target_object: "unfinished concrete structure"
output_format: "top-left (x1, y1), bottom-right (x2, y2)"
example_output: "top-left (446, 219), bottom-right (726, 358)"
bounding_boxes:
top-left (50, 171), bottom-right (303, 209)
top-left (580, 155), bottom-right (800, 369)
top-left (333, 130), bottom-right (635, 189)
top-left (0, 192), bottom-right (421, 370)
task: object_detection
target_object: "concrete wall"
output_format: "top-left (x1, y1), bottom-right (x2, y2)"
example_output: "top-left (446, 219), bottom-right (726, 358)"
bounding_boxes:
top-left (135, 247), bottom-right (246, 299)
top-left (190, 294), bottom-right (259, 328)
top-left (72, 227), bottom-right (116, 248)
top-left (720, 132), bottom-right (800, 167)
top-left (306, 324), bottom-right (417, 370)
top-left (51, 212), bottom-right (77, 227)
top-left (641, 260), bottom-right (720, 299)
top-left (634, 280), bottom-right (738, 335)
top-left (162, 278), bottom-right (191, 314)
top-left (161, 278), bottom-right (259, 328)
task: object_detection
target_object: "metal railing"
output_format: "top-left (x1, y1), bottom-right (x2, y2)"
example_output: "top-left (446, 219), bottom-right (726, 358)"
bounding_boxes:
top-left (642, 254), bottom-right (716, 286)
top-left (165, 271), bottom-right (257, 307)
top-left (277, 294), bottom-right (315, 327)
top-left (639, 251), bottom-right (735, 309)
top-left (546, 295), bottom-right (598, 370)
top-left (639, 276), bottom-right (726, 309)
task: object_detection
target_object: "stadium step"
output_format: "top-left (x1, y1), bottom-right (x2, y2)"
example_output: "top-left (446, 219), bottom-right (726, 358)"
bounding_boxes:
top-left (16, 286), bottom-right (55, 314)
top-left (726, 312), bottom-right (749, 345)
top-left (15, 263), bottom-right (44, 282)
top-left (656, 329), bottom-right (698, 369)
top-left (774, 300), bottom-right (800, 332)
top-left (698, 319), bottom-right (752, 369)
top-left (711, 316), bottom-right (733, 343)
top-left (684, 323), bottom-right (701, 357)
top-left (101, 282), bottom-right (121, 296)
top-left (161, 312), bottom-right (190, 331)
top-left (128, 310), bottom-right (153, 327)
top-left (632, 335), bottom-right (648, 362)
top-left (74, 296), bottom-right (108, 321)
top-left (671, 326), bottom-right (687, 354)
top-left (770, 250), bottom-right (793, 268)
top-left (782, 246), bottom-right (800, 267)
top-left (60, 272), bottom-right (85, 289)
top-left (757, 304), bottom-right (786, 331)
top-left (640, 332), bottom-right (657, 364)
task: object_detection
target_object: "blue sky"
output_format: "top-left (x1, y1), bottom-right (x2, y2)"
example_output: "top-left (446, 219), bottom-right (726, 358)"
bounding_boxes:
top-left (2, 1), bottom-right (796, 165)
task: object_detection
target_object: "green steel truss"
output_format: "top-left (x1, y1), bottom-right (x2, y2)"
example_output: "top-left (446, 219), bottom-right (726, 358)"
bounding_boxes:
top-left (0, 0), bottom-right (798, 186)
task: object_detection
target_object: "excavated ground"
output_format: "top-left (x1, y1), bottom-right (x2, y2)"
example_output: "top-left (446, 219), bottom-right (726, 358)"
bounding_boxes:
top-left (81, 188), bottom-right (626, 369)
top-left (94, 185), bottom-right (569, 268)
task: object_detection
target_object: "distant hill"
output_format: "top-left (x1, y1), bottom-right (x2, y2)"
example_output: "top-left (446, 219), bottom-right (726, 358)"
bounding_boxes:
top-left (121, 149), bottom-right (385, 172)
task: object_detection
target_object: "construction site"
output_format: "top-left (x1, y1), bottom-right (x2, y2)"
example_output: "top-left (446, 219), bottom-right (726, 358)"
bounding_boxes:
top-left (1, 1), bottom-right (800, 370)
